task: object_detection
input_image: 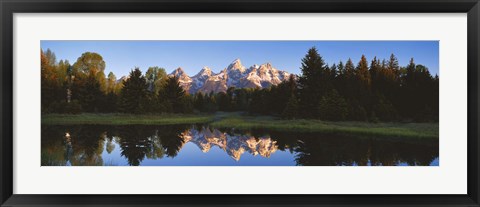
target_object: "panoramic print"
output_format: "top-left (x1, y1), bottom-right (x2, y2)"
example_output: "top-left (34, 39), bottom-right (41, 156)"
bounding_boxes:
top-left (41, 41), bottom-right (439, 166)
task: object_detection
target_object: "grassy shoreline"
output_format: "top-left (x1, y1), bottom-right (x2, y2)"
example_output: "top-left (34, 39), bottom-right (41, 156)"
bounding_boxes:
top-left (42, 113), bottom-right (214, 125)
top-left (211, 116), bottom-right (438, 139)
top-left (42, 113), bottom-right (438, 139)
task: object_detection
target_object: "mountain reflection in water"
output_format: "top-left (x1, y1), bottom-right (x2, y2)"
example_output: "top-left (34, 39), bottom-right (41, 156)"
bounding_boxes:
top-left (182, 127), bottom-right (279, 161)
top-left (41, 125), bottom-right (439, 166)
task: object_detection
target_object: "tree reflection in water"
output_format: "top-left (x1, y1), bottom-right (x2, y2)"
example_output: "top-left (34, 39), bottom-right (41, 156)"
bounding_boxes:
top-left (41, 125), bottom-right (439, 166)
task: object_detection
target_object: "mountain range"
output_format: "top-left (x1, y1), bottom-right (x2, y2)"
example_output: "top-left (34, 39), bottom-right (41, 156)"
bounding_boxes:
top-left (168, 59), bottom-right (291, 94)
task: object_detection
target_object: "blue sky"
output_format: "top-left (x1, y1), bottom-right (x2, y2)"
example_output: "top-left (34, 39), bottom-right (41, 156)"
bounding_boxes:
top-left (41, 41), bottom-right (439, 77)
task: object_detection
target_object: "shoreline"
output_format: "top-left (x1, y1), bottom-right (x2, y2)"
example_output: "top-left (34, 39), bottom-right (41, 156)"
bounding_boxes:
top-left (41, 113), bottom-right (439, 139)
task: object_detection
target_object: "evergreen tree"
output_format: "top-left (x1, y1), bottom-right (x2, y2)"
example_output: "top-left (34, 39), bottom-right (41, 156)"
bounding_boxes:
top-left (71, 74), bottom-right (103, 112)
top-left (337, 61), bottom-right (345, 76)
top-left (354, 55), bottom-right (373, 114)
top-left (317, 89), bottom-right (348, 121)
top-left (216, 92), bottom-right (230, 111)
top-left (160, 76), bottom-right (189, 113)
top-left (119, 68), bottom-right (148, 113)
top-left (329, 64), bottom-right (338, 80)
top-left (193, 92), bottom-right (205, 112)
top-left (204, 92), bottom-right (218, 113)
top-left (339, 58), bottom-right (356, 97)
top-left (226, 87), bottom-right (236, 111)
top-left (233, 88), bottom-right (249, 111)
top-left (369, 56), bottom-right (382, 93)
top-left (298, 47), bottom-right (329, 118)
top-left (356, 55), bottom-right (371, 88)
top-left (104, 92), bottom-right (118, 113)
top-left (372, 94), bottom-right (398, 121)
top-left (400, 58), bottom-right (417, 118)
top-left (282, 94), bottom-right (299, 119)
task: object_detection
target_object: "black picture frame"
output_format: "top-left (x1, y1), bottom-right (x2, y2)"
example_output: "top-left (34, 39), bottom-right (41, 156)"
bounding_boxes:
top-left (1, 0), bottom-right (479, 206)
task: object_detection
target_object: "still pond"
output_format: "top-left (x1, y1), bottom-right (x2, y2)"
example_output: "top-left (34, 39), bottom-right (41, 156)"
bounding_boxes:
top-left (41, 124), bottom-right (439, 166)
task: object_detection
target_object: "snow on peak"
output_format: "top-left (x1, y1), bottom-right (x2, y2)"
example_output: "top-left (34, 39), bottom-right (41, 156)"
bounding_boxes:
top-left (202, 66), bottom-right (212, 72)
top-left (170, 67), bottom-right (187, 77)
top-left (169, 67), bottom-right (192, 92)
top-left (231, 58), bottom-right (241, 64)
top-left (227, 58), bottom-right (246, 72)
top-left (259, 62), bottom-right (273, 70)
top-left (194, 66), bottom-right (213, 77)
top-left (169, 60), bottom-right (293, 94)
top-left (190, 66), bottom-right (214, 94)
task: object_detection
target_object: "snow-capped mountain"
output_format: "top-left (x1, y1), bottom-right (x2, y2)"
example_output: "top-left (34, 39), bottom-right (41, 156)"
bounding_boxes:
top-left (168, 59), bottom-right (291, 94)
top-left (226, 58), bottom-right (247, 87)
top-left (197, 68), bottom-right (228, 94)
top-left (190, 67), bottom-right (213, 94)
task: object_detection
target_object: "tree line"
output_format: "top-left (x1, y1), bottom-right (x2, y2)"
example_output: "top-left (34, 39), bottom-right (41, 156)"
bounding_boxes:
top-left (242, 47), bottom-right (439, 122)
top-left (41, 47), bottom-right (438, 122)
top-left (41, 49), bottom-right (192, 114)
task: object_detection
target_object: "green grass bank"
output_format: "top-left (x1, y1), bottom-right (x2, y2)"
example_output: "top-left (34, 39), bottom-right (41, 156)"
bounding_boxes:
top-left (42, 113), bottom-right (214, 125)
top-left (210, 114), bottom-right (438, 139)
top-left (42, 112), bottom-right (438, 139)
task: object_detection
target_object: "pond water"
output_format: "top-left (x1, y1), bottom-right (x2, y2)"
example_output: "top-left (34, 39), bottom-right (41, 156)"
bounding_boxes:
top-left (41, 124), bottom-right (439, 166)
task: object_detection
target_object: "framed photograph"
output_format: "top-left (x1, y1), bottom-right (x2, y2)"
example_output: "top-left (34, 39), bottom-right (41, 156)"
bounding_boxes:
top-left (1, 0), bottom-right (479, 206)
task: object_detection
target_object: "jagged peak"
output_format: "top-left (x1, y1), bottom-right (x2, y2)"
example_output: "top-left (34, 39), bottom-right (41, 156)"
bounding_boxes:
top-left (231, 58), bottom-right (241, 64)
top-left (175, 67), bottom-right (184, 72)
top-left (200, 66), bottom-right (212, 74)
top-left (171, 67), bottom-right (184, 74)
top-left (227, 58), bottom-right (245, 72)
top-left (170, 67), bottom-right (189, 77)
top-left (249, 66), bottom-right (259, 73)
top-left (194, 66), bottom-right (213, 77)
top-left (259, 62), bottom-right (273, 68)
